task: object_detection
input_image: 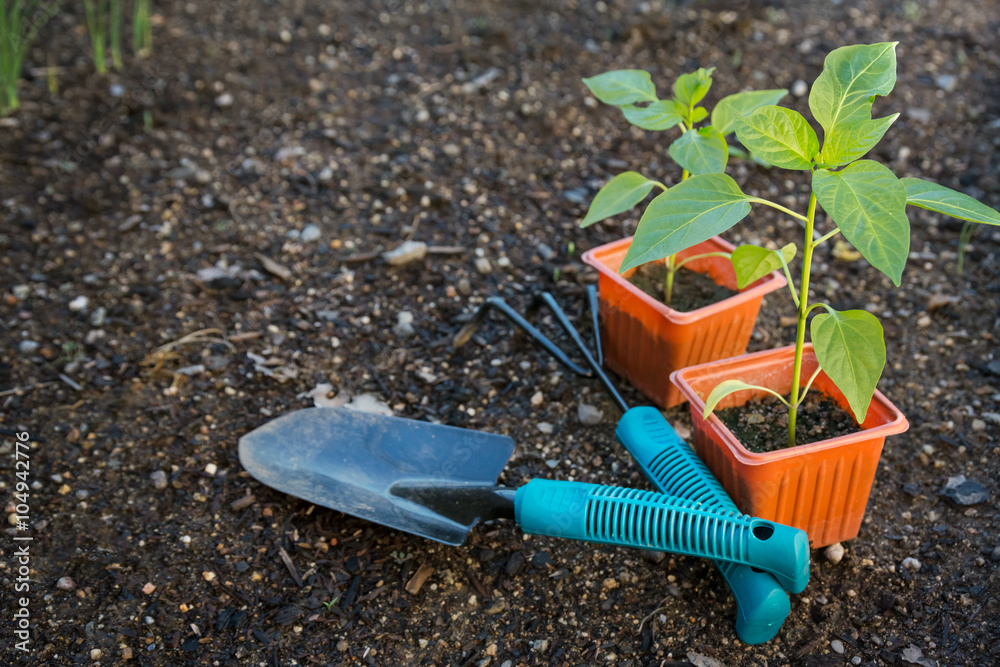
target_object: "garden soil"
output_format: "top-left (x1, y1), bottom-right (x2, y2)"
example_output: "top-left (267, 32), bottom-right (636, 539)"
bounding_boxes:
top-left (1, 1), bottom-right (998, 665)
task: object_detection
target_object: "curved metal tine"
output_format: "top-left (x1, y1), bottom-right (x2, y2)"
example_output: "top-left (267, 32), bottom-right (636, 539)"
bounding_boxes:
top-left (452, 297), bottom-right (592, 377)
top-left (537, 292), bottom-right (630, 415)
top-left (586, 285), bottom-right (604, 368)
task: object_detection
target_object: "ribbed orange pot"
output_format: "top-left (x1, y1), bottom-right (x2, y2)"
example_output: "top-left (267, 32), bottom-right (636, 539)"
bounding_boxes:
top-left (581, 236), bottom-right (785, 408)
top-left (671, 344), bottom-right (909, 548)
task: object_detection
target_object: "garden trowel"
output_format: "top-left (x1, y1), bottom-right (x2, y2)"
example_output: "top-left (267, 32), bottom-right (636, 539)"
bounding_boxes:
top-left (452, 287), bottom-right (795, 643)
top-left (239, 406), bottom-right (810, 594)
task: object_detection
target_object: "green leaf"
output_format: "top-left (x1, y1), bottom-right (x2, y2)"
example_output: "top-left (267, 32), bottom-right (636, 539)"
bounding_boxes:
top-left (620, 173), bottom-right (751, 272)
top-left (702, 379), bottom-right (789, 419)
top-left (808, 42), bottom-right (898, 136)
top-left (580, 172), bottom-right (657, 228)
top-left (734, 106), bottom-right (819, 170)
top-left (582, 70), bottom-right (657, 106)
top-left (812, 160), bottom-right (910, 285)
top-left (809, 43), bottom-right (898, 168)
top-left (731, 243), bottom-right (797, 289)
top-left (621, 99), bottom-right (685, 131)
top-left (668, 127), bottom-right (729, 176)
top-left (901, 178), bottom-right (1000, 226)
top-left (690, 106), bottom-right (708, 124)
top-left (711, 88), bottom-right (789, 135)
top-left (673, 67), bottom-right (715, 107)
top-left (810, 308), bottom-right (885, 422)
top-left (820, 114), bottom-right (899, 167)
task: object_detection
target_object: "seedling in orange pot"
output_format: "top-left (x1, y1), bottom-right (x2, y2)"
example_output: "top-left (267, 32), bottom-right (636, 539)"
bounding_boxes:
top-left (657, 42), bottom-right (1000, 546)
top-left (580, 67), bottom-right (789, 407)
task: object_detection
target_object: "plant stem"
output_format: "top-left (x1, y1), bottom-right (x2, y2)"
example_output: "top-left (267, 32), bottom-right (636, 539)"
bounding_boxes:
top-left (787, 192), bottom-right (818, 448)
top-left (815, 226), bottom-right (841, 246)
top-left (746, 197), bottom-right (810, 222)
top-left (663, 168), bottom-right (693, 306)
top-left (664, 254), bottom-right (675, 305)
top-left (5, 85), bottom-right (17, 113)
top-left (674, 251), bottom-right (731, 272)
top-left (111, 0), bottom-right (123, 69)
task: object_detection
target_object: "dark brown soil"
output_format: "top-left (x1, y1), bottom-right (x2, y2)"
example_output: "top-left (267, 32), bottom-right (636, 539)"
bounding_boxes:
top-left (628, 263), bottom-right (739, 312)
top-left (2, 1), bottom-right (999, 666)
top-left (717, 393), bottom-right (860, 453)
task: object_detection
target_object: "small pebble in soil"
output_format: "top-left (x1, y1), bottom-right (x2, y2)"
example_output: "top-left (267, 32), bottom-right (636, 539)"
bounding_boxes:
top-left (936, 74), bottom-right (958, 92)
top-left (902, 557), bottom-right (922, 572)
top-left (393, 311), bottom-right (415, 336)
top-left (577, 403), bottom-right (603, 425)
top-left (457, 278), bottom-right (471, 295)
top-left (382, 241), bottom-right (427, 266)
top-left (150, 470), bottom-right (168, 490)
top-left (56, 576), bottom-right (76, 591)
top-left (536, 243), bottom-right (556, 261)
top-left (530, 391), bottom-right (543, 407)
top-left (538, 423), bottom-right (553, 435)
top-left (18, 340), bottom-right (39, 354)
top-left (69, 295), bottom-right (89, 312)
top-left (824, 542), bottom-right (845, 565)
top-left (830, 639), bottom-right (845, 654)
top-left (204, 463), bottom-right (218, 476)
top-left (142, 582), bottom-right (156, 594)
top-left (475, 257), bottom-right (492, 274)
top-left (215, 92), bottom-right (234, 107)
top-left (91, 649), bottom-right (102, 660)
top-left (301, 224), bottom-right (321, 242)
top-left (941, 475), bottom-right (989, 505)
top-left (90, 307), bottom-right (107, 326)
top-left (792, 79), bottom-right (808, 96)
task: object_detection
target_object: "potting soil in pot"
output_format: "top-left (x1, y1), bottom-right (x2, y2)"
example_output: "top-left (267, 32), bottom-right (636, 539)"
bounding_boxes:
top-left (628, 263), bottom-right (738, 312)
top-left (717, 393), bottom-right (860, 453)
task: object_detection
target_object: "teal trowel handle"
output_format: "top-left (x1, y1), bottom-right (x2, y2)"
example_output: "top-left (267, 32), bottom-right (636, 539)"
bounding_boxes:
top-left (616, 406), bottom-right (794, 643)
top-left (514, 479), bottom-right (809, 594)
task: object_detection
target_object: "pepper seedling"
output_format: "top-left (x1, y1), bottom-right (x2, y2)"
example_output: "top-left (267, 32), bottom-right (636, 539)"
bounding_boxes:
top-left (617, 43), bottom-right (1000, 447)
top-left (579, 67), bottom-right (787, 305)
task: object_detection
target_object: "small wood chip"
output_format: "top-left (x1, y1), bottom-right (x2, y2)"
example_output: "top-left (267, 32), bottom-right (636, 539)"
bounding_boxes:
top-left (228, 331), bottom-right (263, 342)
top-left (404, 564), bottom-right (434, 594)
top-left (230, 494), bottom-right (255, 510)
top-left (59, 373), bottom-right (82, 391)
top-left (255, 253), bottom-right (292, 281)
top-left (278, 547), bottom-right (303, 587)
top-left (118, 215), bottom-right (142, 232)
top-left (334, 250), bottom-right (381, 264)
top-left (426, 245), bottom-right (466, 255)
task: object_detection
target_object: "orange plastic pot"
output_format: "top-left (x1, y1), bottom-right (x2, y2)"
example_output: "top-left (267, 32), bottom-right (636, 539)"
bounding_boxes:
top-left (671, 344), bottom-right (909, 548)
top-left (581, 236), bottom-right (785, 408)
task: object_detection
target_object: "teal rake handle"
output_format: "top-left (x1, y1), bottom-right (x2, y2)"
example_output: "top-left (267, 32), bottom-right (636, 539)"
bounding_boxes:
top-left (514, 479), bottom-right (809, 594)
top-left (617, 406), bottom-right (794, 643)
